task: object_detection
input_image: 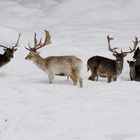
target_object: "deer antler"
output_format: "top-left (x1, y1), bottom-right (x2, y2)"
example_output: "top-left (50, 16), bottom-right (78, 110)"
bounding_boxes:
top-left (34, 30), bottom-right (51, 50)
top-left (26, 30), bottom-right (51, 51)
top-left (107, 35), bottom-right (118, 53)
top-left (0, 33), bottom-right (21, 49)
top-left (122, 37), bottom-right (140, 55)
top-left (34, 32), bottom-right (38, 49)
top-left (25, 30), bottom-right (51, 51)
top-left (0, 44), bottom-right (8, 49)
top-left (121, 37), bottom-right (140, 54)
top-left (12, 33), bottom-right (21, 48)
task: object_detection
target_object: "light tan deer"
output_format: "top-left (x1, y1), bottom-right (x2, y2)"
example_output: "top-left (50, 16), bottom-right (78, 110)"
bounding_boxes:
top-left (87, 36), bottom-right (139, 83)
top-left (25, 30), bottom-right (83, 87)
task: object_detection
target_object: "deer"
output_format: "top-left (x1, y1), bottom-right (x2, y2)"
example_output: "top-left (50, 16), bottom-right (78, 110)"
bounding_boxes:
top-left (131, 46), bottom-right (140, 81)
top-left (25, 30), bottom-right (83, 87)
top-left (127, 60), bottom-right (136, 81)
top-left (87, 35), bottom-right (139, 83)
top-left (0, 33), bottom-right (21, 68)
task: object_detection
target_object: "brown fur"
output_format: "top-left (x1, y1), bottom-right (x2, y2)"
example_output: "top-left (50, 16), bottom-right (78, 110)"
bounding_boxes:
top-left (87, 54), bottom-right (126, 83)
top-left (133, 47), bottom-right (140, 81)
top-left (0, 33), bottom-right (20, 68)
top-left (127, 60), bottom-right (136, 80)
top-left (87, 36), bottom-right (139, 83)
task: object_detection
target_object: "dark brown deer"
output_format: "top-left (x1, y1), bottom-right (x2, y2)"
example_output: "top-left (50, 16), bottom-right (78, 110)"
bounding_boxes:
top-left (131, 46), bottom-right (140, 81)
top-left (87, 36), bottom-right (139, 83)
top-left (127, 60), bottom-right (136, 80)
top-left (0, 33), bottom-right (21, 68)
top-left (25, 30), bottom-right (83, 87)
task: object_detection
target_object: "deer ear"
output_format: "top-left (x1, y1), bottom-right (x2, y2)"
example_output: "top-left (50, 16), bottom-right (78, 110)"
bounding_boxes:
top-left (36, 51), bottom-right (40, 54)
top-left (3, 48), bottom-right (6, 51)
top-left (123, 53), bottom-right (127, 57)
top-left (14, 48), bottom-right (17, 52)
top-left (113, 53), bottom-right (117, 57)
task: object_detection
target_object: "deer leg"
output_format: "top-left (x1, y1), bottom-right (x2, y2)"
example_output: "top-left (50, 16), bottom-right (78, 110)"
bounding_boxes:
top-left (70, 70), bottom-right (77, 86)
top-left (48, 73), bottom-right (54, 84)
top-left (88, 67), bottom-right (97, 81)
top-left (107, 76), bottom-right (112, 83)
top-left (95, 75), bottom-right (98, 81)
top-left (88, 74), bottom-right (97, 81)
top-left (75, 74), bottom-right (83, 88)
top-left (130, 74), bottom-right (133, 80)
top-left (69, 74), bottom-right (77, 85)
top-left (88, 71), bottom-right (97, 81)
top-left (113, 77), bottom-right (117, 81)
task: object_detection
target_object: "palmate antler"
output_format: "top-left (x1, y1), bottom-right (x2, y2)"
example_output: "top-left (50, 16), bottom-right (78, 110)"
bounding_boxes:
top-left (12, 33), bottom-right (21, 48)
top-left (0, 33), bottom-right (21, 49)
top-left (26, 30), bottom-right (51, 51)
top-left (107, 35), bottom-right (118, 53)
top-left (107, 35), bottom-right (139, 55)
top-left (122, 37), bottom-right (140, 55)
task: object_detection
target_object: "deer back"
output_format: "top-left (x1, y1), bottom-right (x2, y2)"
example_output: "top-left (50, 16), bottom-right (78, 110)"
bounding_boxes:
top-left (44, 55), bottom-right (82, 74)
top-left (87, 55), bottom-right (119, 77)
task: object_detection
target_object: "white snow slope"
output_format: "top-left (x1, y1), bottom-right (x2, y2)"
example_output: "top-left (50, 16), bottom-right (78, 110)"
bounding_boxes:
top-left (0, 0), bottom-right (140, 140)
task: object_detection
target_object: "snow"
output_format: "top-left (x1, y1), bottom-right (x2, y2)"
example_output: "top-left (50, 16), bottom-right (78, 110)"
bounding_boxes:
top-left (0, 0), bottom-right (140, 140)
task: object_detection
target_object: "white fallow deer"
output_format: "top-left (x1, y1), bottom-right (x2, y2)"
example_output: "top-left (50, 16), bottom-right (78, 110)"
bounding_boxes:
top-left (25, 30), bottom-right (83, 87)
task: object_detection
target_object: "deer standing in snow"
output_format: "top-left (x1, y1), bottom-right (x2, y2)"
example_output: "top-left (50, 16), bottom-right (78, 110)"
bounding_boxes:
top-left (25, 30), bottom-right (83, 87)
top-left (87, 35), bottom-right (139, 83)
top-left (132, 46), bottom-right (140, 81)
top-left (127, 60), bottom-right (136, 81)
top-left (0, 33), bottom-right (21, 68)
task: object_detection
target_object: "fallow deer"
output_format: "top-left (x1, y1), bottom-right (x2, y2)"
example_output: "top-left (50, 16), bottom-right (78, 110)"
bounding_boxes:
top-left (87, 35), bottom-right (139, 83)
top-left (0, 33), bottom-right (21, 68)
top-left (127, 60), bottom-right (136, 81)
top-left (131, 46), bottom-right (140, 81)
top-left (25, 30), bottom-right (83, 87)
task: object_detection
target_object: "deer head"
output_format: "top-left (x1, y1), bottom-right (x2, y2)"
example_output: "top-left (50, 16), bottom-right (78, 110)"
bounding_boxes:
top-left (107, 35), bottom-right (139, 64)
top-left (25, 30), bottom-right (51, 60)
top-left (0, 33), bottom-right (21, 59)
top-left (133, 47), bottom-right (140, 61)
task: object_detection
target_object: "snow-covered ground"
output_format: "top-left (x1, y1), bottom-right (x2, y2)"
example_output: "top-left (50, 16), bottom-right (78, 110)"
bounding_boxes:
top-left (0, 0), bottom-right (140, 139)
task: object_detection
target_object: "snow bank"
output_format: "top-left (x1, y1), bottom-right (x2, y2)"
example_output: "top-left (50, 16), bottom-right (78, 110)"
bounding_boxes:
top-left (0, 0), bottom-right (140, 140)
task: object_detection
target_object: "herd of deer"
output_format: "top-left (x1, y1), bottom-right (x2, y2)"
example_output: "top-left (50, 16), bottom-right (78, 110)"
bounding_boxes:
top-left (0, 30), bottom-right (140, 88)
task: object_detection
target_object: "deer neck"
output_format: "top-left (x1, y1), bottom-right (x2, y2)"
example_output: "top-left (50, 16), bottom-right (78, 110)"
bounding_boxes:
top-left (116, 59), bottom-right (123, 75)
top-left (32, 54), bottom-right (46, 71)
top-left (135, 59), bottom-right (140, 65)
top-left (0, 53), bottom-right (11, 65)
top-left (130, 66), bottom-right (136, 80)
